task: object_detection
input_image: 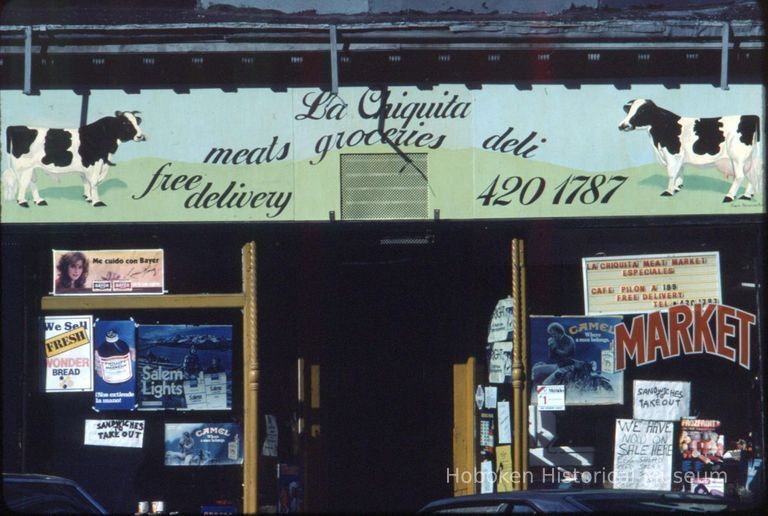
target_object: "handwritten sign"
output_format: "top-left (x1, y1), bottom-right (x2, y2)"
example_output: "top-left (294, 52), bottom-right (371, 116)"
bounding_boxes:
top-left (583, 252), bottom-right (720, 314)
top-left (613, 419), bottom-right (673, 490)
top-left (497, 401), bottom-right (511, 444)
top-left (84, 419), bottom-right (145, 448)
top-left (633, 380), bottom-right (690, 421)
top-left (52, 249), bottom-right (164, 295)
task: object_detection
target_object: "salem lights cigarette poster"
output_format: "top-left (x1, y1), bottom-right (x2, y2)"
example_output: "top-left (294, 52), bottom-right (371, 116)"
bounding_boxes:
top-left (44, 315), bottom-right (94, 392)
top-left (137, 324), bottom-right (233, 410)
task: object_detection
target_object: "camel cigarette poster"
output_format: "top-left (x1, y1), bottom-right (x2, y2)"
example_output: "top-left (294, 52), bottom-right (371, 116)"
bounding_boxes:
top-left (530, 316), bottom-right (623, 406)
top-left (583, 252), bottom-right (721, 315)
top-left (52, 249), bottom-right (164, 295)
top-left (613, 419), bottom-right (674, 490)
top-left (633, 380), bottom-right (690, 421)
top-left (165, 422), bottom-right (243, 466)
top-left (93, 319), bottom-right (137, 411)
top-left (137, 324), bottom-right (232, 410)
top-left (44, 315), bottom-right (94, 392)
top-left (84, 419), bottom-right (145, 448)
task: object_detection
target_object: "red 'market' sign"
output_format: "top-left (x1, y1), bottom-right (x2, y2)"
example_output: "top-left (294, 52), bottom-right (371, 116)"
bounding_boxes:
top-left (614, 304), bottom-right (755, 371)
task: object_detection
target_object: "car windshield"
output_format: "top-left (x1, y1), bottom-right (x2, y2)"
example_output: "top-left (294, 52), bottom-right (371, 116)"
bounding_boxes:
top-left (572, 495), bottom-right (728, 513)
top-left (3, 478), bottom-right (104, 514)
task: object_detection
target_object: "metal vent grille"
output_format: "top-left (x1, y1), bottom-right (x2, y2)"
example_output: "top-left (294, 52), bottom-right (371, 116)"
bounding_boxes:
top-left (340, 153), bottom-right (429, 220)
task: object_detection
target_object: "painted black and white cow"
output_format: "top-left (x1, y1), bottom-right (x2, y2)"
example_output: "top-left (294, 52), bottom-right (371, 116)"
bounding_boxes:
top-left (618, 99), bottom-right (762, 202)
top-left (2, 111), bottom-right (145, 207)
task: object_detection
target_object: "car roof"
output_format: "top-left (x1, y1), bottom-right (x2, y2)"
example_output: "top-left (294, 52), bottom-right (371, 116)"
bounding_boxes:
top-left (3, 473), bottom-right (81, 484)
top-left (420, 488), bottom-right (728, 512)
top-left (3, 472), bottom-right (108, 514)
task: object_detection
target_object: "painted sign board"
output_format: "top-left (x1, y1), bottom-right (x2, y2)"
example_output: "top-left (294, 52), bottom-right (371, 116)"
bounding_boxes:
top-left (52, 249), bottom-right (164, 295)
top-left (583, 252), bottom-right (721, 315)
top-left (1, 85), bottom-right (763, 224)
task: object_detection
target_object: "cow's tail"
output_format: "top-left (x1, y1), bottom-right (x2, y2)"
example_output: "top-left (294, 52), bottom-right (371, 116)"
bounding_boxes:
top-left (748, 156), bottom-right (764, 194)
top-left (2, 168), bottom-right (17, 201)
top-left (750, 117), bottom-right (763, 194)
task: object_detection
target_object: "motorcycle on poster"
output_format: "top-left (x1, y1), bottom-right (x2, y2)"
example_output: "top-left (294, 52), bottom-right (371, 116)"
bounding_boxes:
top-left (530, 316), bottom-right (623, 406)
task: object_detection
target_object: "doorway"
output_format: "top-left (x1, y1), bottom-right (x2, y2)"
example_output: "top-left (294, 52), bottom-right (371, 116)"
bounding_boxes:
top-left (322, 239), bottom-right (454, 512)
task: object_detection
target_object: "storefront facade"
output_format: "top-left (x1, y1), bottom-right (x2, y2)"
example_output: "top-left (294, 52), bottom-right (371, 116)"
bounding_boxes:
top-left (1, 1), bottom-right (765, 513)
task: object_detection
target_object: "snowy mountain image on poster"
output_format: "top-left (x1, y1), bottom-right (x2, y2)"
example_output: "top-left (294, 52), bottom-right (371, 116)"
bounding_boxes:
top-left (529, 316), bottom-right (623, 405)
top-left (137, 324), bottom-right (232, 410)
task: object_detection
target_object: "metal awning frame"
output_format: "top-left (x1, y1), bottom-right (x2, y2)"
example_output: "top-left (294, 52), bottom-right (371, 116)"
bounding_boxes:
top-left (2, 19), bottom-right (762, 94)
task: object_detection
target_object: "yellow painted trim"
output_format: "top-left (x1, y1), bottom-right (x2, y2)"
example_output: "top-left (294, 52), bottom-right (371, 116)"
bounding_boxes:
top-left (519, 241), bottom-right (529, 490)
top-left (242, 242), bottom-right (259, 514)
top-left (510, 239), bottom-right (523, 490)
top-left (452, 356), bottom-right (476, 496)
top-left (41, 293), bottom-right (245, 310)
top-left (310, 364), bottom-right (321, 409)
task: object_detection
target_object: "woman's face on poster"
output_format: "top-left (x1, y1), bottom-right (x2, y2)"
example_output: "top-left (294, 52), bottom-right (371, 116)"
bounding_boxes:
top-left (68, 259), bottom-right (85, 281)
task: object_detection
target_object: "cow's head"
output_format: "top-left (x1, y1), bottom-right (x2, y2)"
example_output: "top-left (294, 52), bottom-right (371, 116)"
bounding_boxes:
top-left (114, 110), bottom-right (146, 142)
top-left (618, 99), bottom-right (657, 131)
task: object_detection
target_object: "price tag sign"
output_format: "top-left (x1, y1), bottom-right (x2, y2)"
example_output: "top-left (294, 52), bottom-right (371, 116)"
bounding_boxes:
top-left (537, 385), bottom-right (565, 411)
